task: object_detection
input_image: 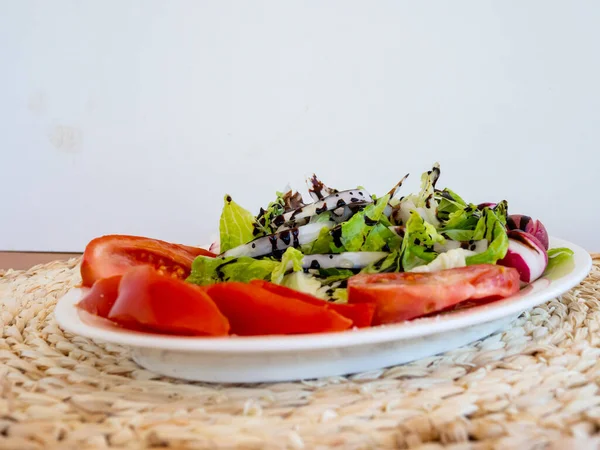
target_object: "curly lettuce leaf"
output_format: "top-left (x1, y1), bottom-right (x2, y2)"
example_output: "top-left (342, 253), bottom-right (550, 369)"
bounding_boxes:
top-left (271, 247), bottom-right (304, 284)
top-left (187, 255), bottom-right (278, 285)
top-left (400, 211), bottom-right (446, 271)
top-left (254, 193), bottom-right (285, 236)
top-left (543, 247), bottom-right (575, 280)
top-left (254, 189), bottom-right (306, 236)
top-left (465, 208), bottom-right (508, 265)
top-left (219, 195), bottom-right (257, 253)
top-left (340, 194), bottom-right (390, 251)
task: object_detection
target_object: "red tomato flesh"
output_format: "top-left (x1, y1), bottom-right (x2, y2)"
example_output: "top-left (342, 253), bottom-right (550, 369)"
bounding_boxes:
top-left (250, 280), bottom-right (375, 328)
top-left (348, 264), bottom-right (520, 325)
top-left (77, 275), bottom-right (121, 318)
top-left (205, 282), bottom-right (353, 336)
top-left (81, 235), bottom-right (215, 287)
top-left (107, 266), bottom-right (229, 336)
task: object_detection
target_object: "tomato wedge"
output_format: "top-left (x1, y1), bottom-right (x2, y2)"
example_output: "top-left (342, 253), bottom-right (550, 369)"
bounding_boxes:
top-left (249, 280), bottom-right (375, 328)
top-left (81, 235), bottom-right (215, 287)
top-left (348, 264), bottom-right (520, 325)
top-left (205, 282), bottom-right (353, 336)
top-left (108, 266), bottom-right (229, 336)
top-left (77, 275), bottom-right (121, 318)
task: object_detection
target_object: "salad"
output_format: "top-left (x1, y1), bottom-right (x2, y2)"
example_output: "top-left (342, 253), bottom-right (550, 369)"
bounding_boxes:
top-left (76, 163), bottom-right (574, 336)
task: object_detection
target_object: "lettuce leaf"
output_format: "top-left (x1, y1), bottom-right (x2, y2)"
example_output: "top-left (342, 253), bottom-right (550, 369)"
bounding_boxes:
top-left (409, 248), bottom-right (472, 273)
top-left (219, 195), bottom-right (257, 253)
top-left (439, 206), bottom-right (480, 241)
top-left (393, 164), bottom-right (440, 227)
top-left (363, 223), bottom-right (402, 251)
top-left (281, 272), bottom-right (324, 297)
top-left (317, 268), bottom-right (355, 284)
top-left (465, 208), bottom-right (509, 265)
top-left (543, 247), bottom-right (575, 280)
top-left (187, 255), bottom-right (278, 285)
top-left (360, 250), bottom-right (402, 274)
top-left (271, 247), bottom-right (304, 284)
top-left (332, 288), bottom-right (348, 302)
top-left (311, 211), bottom-right (334, 224)
top-left (302, 226), bottom-right (334, 255)
top-left (400, 211), bottom-right (446, 271)
top-left (255, 190), bottom-right (306, 236)
top-left (362, 212), bottom-right (444, 273)
top-left (435, 188), bottom-right (467, 221)
top-left (493, 200), bottom-right (508, 226)
top-left (340, 194), bottom-right (390, 251)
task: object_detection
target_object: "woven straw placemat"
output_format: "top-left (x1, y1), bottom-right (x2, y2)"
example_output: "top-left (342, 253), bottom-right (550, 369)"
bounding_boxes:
top-left (1, 257), bottom-right (600, 450)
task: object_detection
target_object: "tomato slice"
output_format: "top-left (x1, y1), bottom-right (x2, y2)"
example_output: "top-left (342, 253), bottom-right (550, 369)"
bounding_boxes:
top-left (81, 235), bottom-right (215, 287)
top-left (205, 282), bottom-right (353, 336)
top-left (249, 280), bottom-right (375, 328)
top-left (108, 266), bottom-right (229, 336)
top-left (77, 275), bottom-right (121, 318)
top-left (348, 264), bottom-right (520, 325)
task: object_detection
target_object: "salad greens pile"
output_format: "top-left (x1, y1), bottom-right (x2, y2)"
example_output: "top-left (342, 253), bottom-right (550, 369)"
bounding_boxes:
top-left (188, 163), bottom-right (566, 300)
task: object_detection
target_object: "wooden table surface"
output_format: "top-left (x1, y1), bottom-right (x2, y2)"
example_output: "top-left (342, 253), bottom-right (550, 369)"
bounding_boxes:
top-left (0, 252), bottom-right (81, 271)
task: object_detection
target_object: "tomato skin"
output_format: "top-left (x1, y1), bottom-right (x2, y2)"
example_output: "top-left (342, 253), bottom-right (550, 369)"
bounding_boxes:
top-left (77, 275), bottom-right (121, 318)
top-left (249, 280), bottom-right (375, 328)
top-left (81, 235), bottom-right (215, 287)
top-left (108, 266), bottom-right (229, 336)
top-left (205, 282), bottom-right (353, 336)
top-left (348, 265), bottom-right (520, 325)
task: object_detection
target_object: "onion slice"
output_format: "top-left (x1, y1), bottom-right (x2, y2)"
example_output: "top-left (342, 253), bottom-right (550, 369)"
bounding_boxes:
top-left (221, 223), bottom-right (333, 259)
top-left (279, 189), bottom-right (373, 224)
top-left (302, 252), bottom-right (388, 270)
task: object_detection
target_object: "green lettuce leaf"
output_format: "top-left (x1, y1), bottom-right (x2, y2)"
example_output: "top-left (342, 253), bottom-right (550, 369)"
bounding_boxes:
top-left (332, 288), bottom-right (348, 302)
top-left (255, 190), bottom-right (306, 236)
top-left (340, 194), bottom-right (390, 251)
top-left (187, 255), bottom-right (278, 285)
top-left (543, 247), bottom-right (575, 280)
top-left (436, 188), bottom-right (467, 221)
top-left (281, 272), bottom-right (324, 297)
top-left (271, 247), bottom-right (304, 284)
top-left (493, 200), bottom-right (508, 226)
top-left (363, 223), bottom-right (402, 251)
top-left (438, 201), bottom-right (481, 242)
top-left (400, 211), bottom-right (445, 271)
top-left (393, 164), bottom-right (440, 226)
top-left (360, 250), bottom-right (402, 274)
top-left (219, 195), bottom-right (257, 253)
top-left (317, 268), bottom-right (355, 284)
top-left (302, 226), bottom-right (334, 255)
top-left (311, 212), bottom-right (333, 224)
top-left (465, 208), bottom-right (509, 265)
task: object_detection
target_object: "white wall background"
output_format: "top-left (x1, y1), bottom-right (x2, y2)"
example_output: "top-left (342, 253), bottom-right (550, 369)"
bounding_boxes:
top-left (1, 1), bottom-right (599, 252)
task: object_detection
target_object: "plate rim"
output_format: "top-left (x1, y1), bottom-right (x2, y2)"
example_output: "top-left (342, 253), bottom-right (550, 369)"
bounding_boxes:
top-left (54, 236), bottom-right (592, 353)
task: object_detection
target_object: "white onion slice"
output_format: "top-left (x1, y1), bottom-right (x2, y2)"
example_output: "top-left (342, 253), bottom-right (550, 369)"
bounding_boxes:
top-left (302, 252), bottom-right (388, 270)
top-left (221, 223), bottom-right (333, 258)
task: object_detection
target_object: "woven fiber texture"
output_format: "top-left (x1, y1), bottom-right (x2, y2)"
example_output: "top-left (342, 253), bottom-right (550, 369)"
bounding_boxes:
top-left (1, 257), bottom-right (600, 450)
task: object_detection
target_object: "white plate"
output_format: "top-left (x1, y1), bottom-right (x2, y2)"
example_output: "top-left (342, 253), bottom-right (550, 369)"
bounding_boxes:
top-left (55, 237), bottom-right (592, 383)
